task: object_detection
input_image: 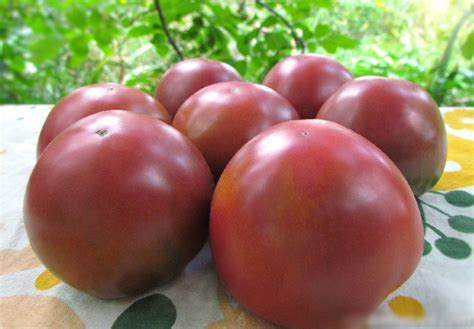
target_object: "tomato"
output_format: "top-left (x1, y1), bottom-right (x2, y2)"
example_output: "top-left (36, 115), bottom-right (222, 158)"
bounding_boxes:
top-left (24, 110), bottom-right (214, 299)
top-left (262, 54), bottom-right (353, 119)
top-left (37, 83), bottom-right (171, 158)
top-left (155, 58), bottom-right (242, 118)
top-left (172, 81), bottom-right (299, 178)
top-left (317, 76), bottom-right (447, 196)
top-left (210, 120), bottom-right (423, 329)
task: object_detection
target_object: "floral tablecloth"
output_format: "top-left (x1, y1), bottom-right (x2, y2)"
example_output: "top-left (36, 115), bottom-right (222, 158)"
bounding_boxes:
top-left (1, 105), bottom-right (473, 328)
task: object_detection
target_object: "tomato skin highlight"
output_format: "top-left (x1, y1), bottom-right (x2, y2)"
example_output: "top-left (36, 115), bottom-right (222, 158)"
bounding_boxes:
top-left (210, 119), bottom-right (423, 329)
top-left (155, 58), bottom-right (242, 118)
top-left (173, 81), bottom-right (299, 179)
top-left (25, 110), bottom-right (214, 299)
top-left (263, 54), bottom-right (353, 119)
top-left (317, 76), bottom-right (447, 196)
top-left (37, 83), bottom-right (171, 158)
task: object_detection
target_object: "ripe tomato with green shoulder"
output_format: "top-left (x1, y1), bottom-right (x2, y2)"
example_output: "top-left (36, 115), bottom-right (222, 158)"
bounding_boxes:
top-left (173, 81), bottom-right (299, 179)
top-left (37, 83), bottom-right (171, 158)
top-left (210, 119), bottom-right (423, 329)
top-left (155, 58), bottom-right (242, 118)
top-left (317, 76), bottom-right (447, 195)
top-left (25, 110), bottom-right (214, 299)
top-left (263, 54), bottom-right (353, 119)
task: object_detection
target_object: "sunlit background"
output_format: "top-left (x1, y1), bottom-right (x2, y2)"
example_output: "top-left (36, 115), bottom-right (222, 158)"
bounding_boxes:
top-left (1, 0), bottom-right (473, 106)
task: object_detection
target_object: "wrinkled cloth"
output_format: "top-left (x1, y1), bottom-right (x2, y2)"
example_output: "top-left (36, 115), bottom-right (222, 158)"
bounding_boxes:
top-left (0, 105), bottom-right (473, 328)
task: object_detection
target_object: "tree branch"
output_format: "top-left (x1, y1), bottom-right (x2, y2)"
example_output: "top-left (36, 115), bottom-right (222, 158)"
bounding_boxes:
top-left (256, 0), bottom-right (306, 53)
top-left (153, 0), bottom-right (184, 60)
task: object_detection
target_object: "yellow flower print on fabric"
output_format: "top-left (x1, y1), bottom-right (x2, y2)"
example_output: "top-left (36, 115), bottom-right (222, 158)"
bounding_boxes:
top-left (35, 270), bottom-right (61, 290)
top-left (444, 108), bottom-right (474, 130)
top-left (433, 108), bottom-right (474, 190)
top-left (388, 295), bottom-right (426, 320)
top-left (434, 134), bottom-right (474, 190)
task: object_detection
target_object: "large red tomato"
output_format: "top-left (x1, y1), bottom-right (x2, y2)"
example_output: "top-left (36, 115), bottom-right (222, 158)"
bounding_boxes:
top-left (317, 76), bottom-right (447, 195)
top-left (210, 120), bottom-right (423, 329)
top-left (155, 58), bottom-right (242, 118)
top-left (24, 110), bottom-right (214, 299)
top-left (263, 54), bottom-right (353, 119)
top-left (37, 83), bottom-right (171, 157)
top-left (172, 81), bottom-right (299, 178)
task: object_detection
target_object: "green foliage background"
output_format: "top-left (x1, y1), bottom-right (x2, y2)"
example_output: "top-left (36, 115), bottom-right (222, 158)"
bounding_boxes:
top-left (1, 0), bottom-right (473, 106)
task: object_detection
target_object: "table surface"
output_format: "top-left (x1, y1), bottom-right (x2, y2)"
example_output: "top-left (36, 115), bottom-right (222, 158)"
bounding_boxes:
top-left (0, 105), bottom-right (473, 329)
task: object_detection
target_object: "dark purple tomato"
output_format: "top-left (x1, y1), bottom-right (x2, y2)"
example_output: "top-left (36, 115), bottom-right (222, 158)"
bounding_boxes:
top-left (317, 76), bottom-right (447, 195)
top-left (172, 81), bottom-right (299, 178)
top-left (155, 58), bottom-right (242, 118)
top-left (37, 83), bottom-right (171, 157)
top-left (263, 54), bottom-right (353, 119)
top-left (25, 110), bottom-right (214, 299)
top-left (210, 119), bottom-right (423, 329)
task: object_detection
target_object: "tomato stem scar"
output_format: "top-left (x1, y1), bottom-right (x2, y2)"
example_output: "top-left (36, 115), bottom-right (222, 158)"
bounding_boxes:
top-left (95, 129), bottom-right (109, 137)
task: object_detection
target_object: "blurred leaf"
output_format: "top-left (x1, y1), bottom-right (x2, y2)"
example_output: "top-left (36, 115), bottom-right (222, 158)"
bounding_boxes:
top-left (300, 25), bottom-right (312, 39)
top-left (461, 31), bottom-right (474, 59)
top-left (66, 7), bottom-right (87, 28)
top-left (26, 14), bottom-right (50, 33)
top-left (305, 39), bottom-right (319, 52)
top-left (314, 24), bottom-right (331, 38)
top-left (261, 15), bottom-right (279, 27)
top-left (70, 52), bottom-right (87, 68)
top-left (70, 34), bottom-right (90, 56)
top-left (89, 9), bottom-right (104, 30)
top-left (47, 0), bottom-right (66, 10)
top-left (151, 31), bottom-right (166, 45)
top-left (233, 59), bottom-right (247, 76)
top-left (236, 35), bottom-right (249, 55)
top-left (8, 57), bottom-right (26, 73)
top-left (245, 29), bottom-right (260, 43)
top-left (204, 3), bottom-right (239, 34)
top-left (128, 24), bottom-right (154, 38)
top-left (30, 35), bottom-right (64, 63)
top-left (155, 43), bottom-right (171, 57)
top-left (313, 0), bottom-right (334, 9)
top-left (94, 26), bottom-right (117, 49)
top-left (331, 33), bottom-right (359, 49)
top-left (319, 38), bottom-right (338, 53)
top-left (101, 45), bottom-right (113, 57)
top-left (160, 0), bottom-right (200, 18)
top-left (264, 31), bottom-right (289, 49)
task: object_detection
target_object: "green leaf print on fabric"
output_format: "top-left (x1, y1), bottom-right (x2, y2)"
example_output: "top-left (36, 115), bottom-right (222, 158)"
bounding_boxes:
top-left (435, 237), bottom-right (472, 259)
top-left (417, 192), bottom-right (473, 260)
top-left (423, 240), bottom-right (432, 256)
top-left (112, 294), bottom-right (177, 329)
top-left (444, 190), bottom-right (474, 207)
top-left (449, 215), bottom-right (474, 233)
